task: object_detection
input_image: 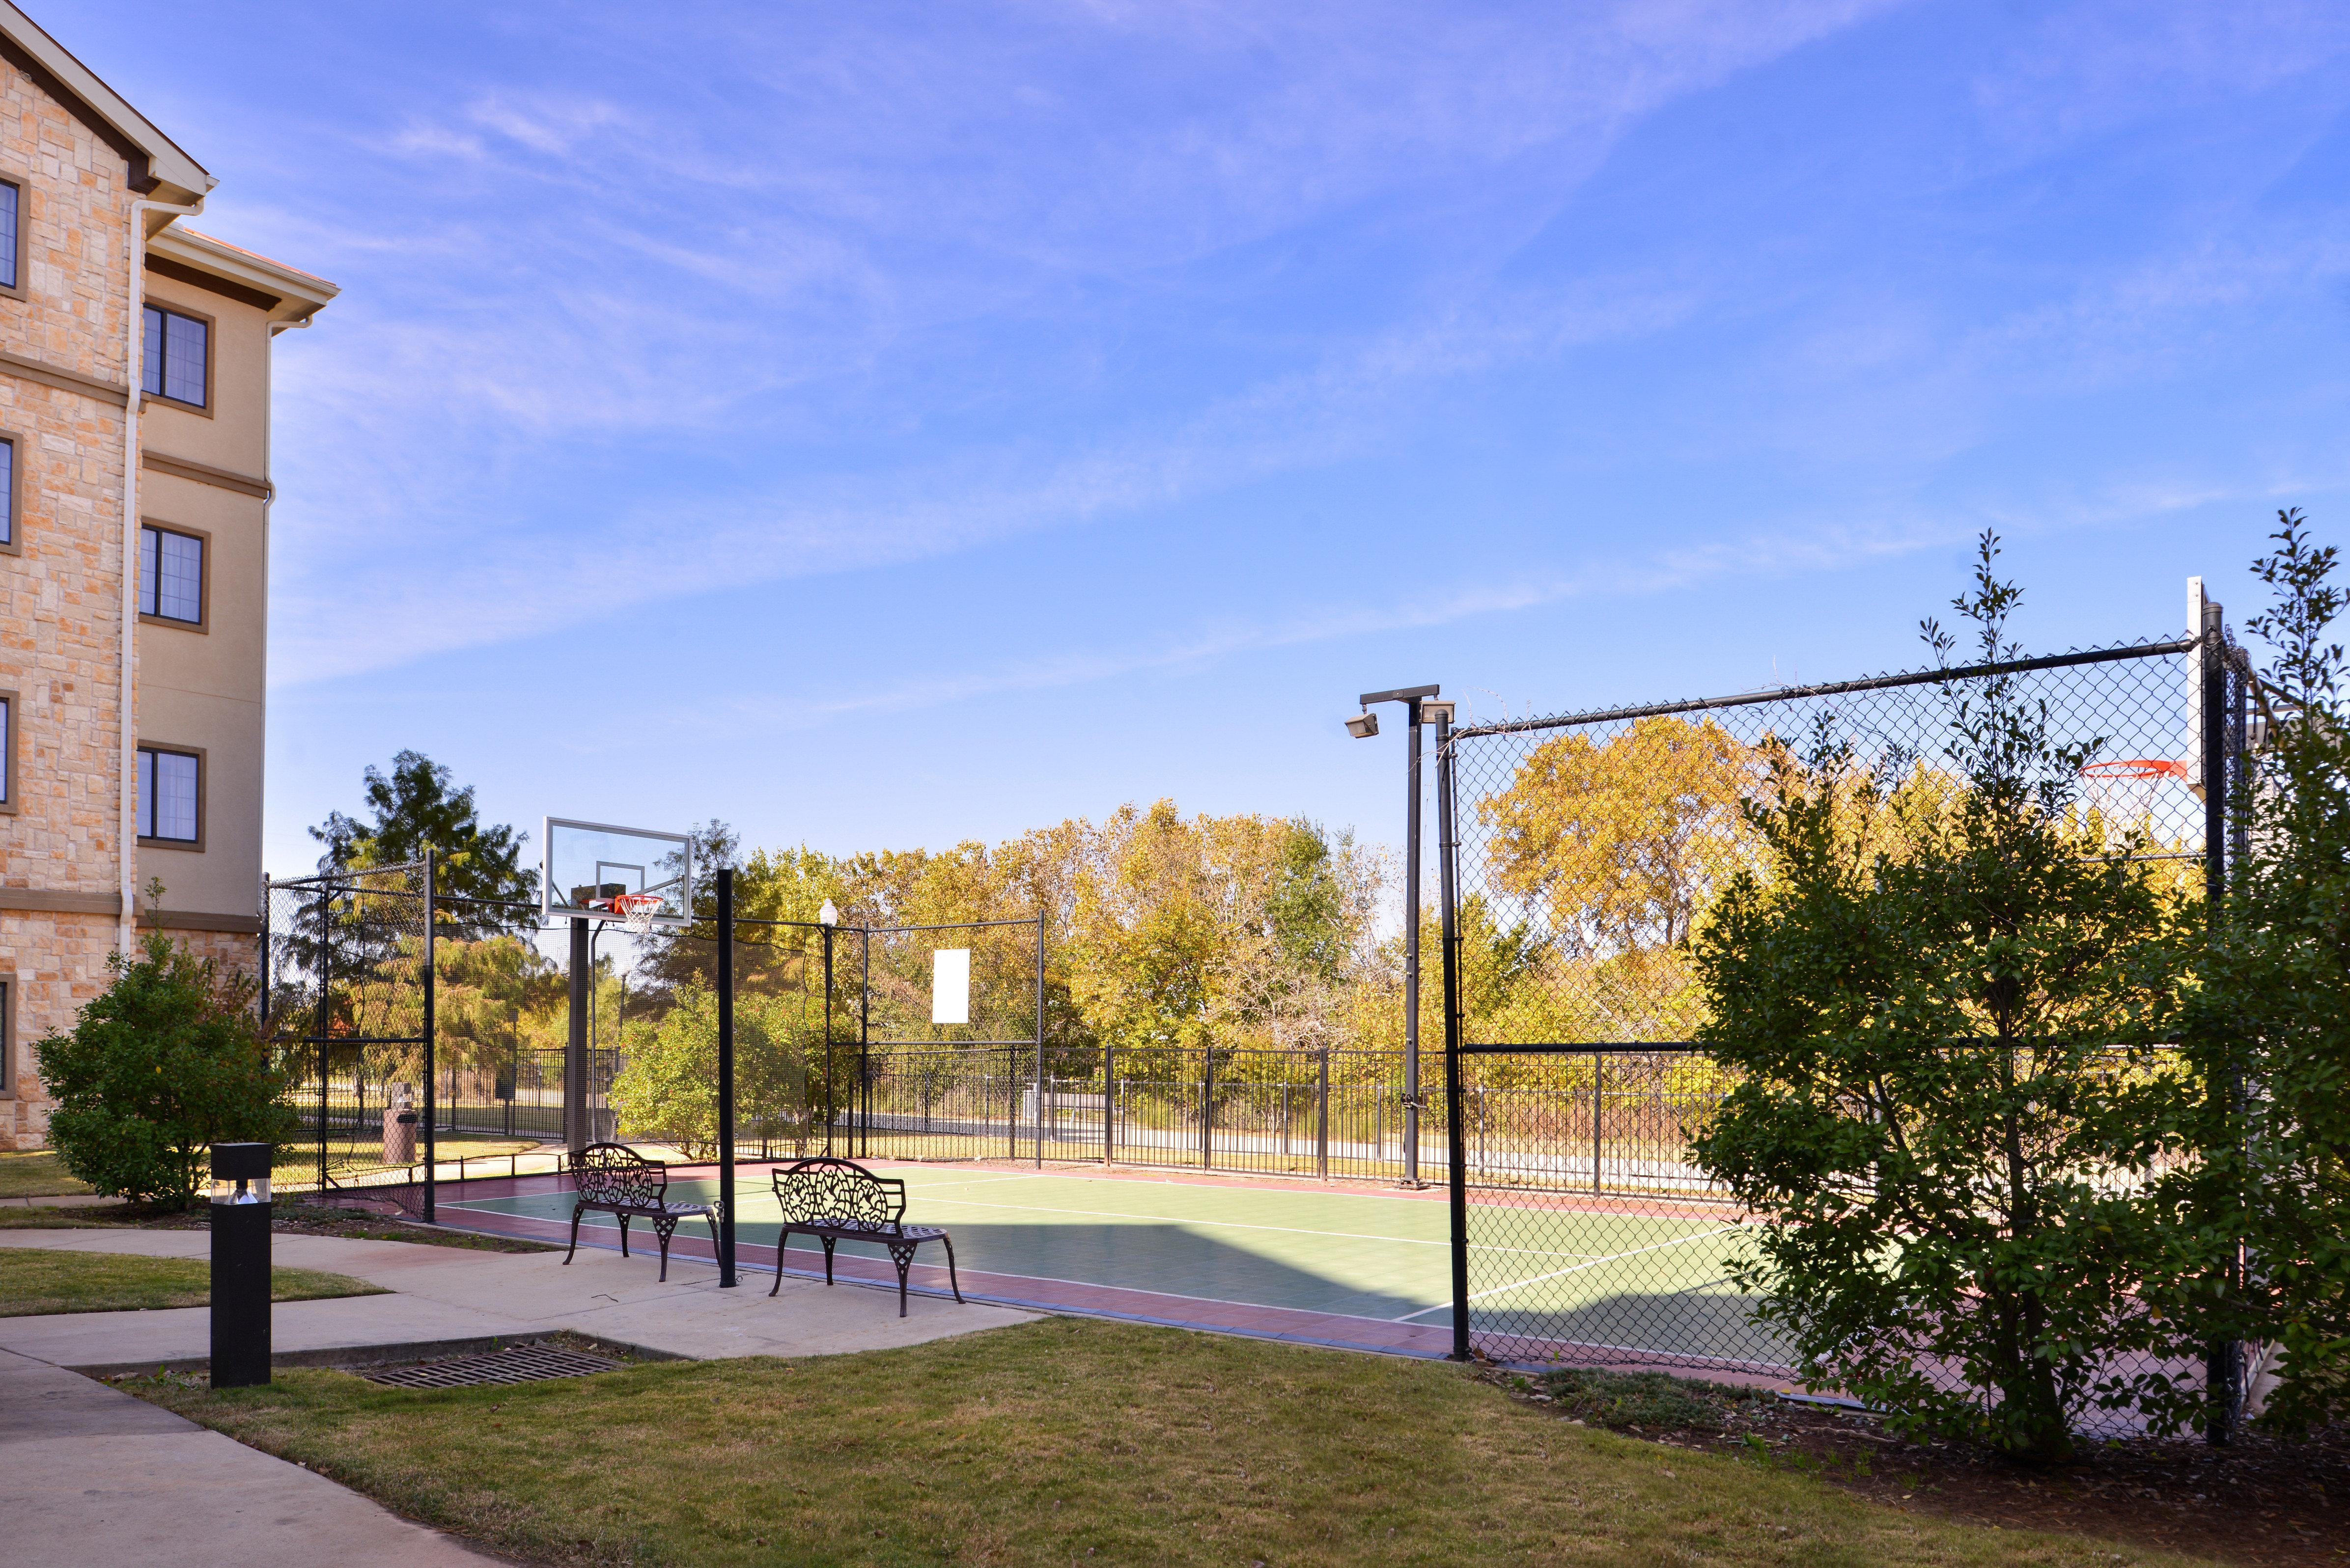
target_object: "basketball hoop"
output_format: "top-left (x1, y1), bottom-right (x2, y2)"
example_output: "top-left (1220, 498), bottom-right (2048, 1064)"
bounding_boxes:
top-left (2079, 759), bottom-right (2192, 784)
top-left (610, 893), bottom-right (665, 935)
top-left (2077, 759), bottom-right (2194, 845)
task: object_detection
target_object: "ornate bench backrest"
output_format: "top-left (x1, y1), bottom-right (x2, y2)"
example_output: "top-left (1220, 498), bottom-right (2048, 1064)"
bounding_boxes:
top-left (572, 1142), bottom-right (666, 1209)
top-left (771, 1157), bottom-right (905, 1232)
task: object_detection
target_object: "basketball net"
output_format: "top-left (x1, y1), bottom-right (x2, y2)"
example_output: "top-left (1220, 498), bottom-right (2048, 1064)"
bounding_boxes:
top-left (611, 893), bottom-right (664, 935)
top-left (2076, 759), bottom-right (2191, 846)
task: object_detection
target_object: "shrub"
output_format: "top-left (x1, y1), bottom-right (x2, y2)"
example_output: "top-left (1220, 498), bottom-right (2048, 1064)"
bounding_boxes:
top-left (1690, 537), bottom-right (2206, 1462)
top-left (607, 981), bottom-right (811, 1159)
top-left (34, 933), bottom-right (297, 1208)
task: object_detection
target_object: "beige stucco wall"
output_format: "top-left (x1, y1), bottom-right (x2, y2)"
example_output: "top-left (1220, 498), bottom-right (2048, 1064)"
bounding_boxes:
top-left (135, 271), bottom-right (271, 930)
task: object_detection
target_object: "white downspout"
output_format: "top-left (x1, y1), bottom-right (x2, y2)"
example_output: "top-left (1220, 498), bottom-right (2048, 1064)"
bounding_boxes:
top-left (120, 197), bottom-right (202, 952)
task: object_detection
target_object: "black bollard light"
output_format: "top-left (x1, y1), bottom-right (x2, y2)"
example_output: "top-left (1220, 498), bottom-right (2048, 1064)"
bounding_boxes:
top-left (209, 1142), bottom-right (274, 1388)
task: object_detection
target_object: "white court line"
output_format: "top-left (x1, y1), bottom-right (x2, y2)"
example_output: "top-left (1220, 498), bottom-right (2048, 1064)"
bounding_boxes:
top-left (1389, 1225), bottom-right (1749, 1322)
top-left (857, 1191), bottom-right (1607, 1261)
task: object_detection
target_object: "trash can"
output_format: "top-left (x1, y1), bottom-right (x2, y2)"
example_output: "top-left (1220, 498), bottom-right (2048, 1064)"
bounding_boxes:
top-left (384, 1109), bottom-right (418, 1166)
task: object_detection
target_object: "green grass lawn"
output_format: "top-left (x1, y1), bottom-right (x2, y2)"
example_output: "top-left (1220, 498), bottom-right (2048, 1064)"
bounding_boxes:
top-left (0, 1247), bottom-right (384, 1316)
top-left (0, 1150), bottom-right (94, 1200)
top-left (126, 1317), bottom-right (2210, 1568)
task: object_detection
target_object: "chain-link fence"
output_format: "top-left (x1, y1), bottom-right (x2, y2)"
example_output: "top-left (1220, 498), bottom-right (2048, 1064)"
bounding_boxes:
top-left (1436, 626), bottom-right (2253, 1438)
top-left (261, 862), bottom-right (432, 1196)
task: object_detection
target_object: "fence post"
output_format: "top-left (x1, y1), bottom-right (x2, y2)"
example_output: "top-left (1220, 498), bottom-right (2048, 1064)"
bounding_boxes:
top-left (1035, 912), bottom-right (1047, 1170)
top-left (1102, 1039), bottom-right (1114, 1165)
top-left (1592, 1051), bottom-right (1603, 1196)
top-left (1317, 1047), bottom-right (1330, 1181)
top-left (422, 852), bottom-right (436, 1225)
top-left (1436, 706), bottom-right (1470, 1360)
top-left (2200, 598), bottom-right (2238, 1446)
top-left (861, 929), bottom-right (872, 1157)
top-left (717, 869), bottom-right (737, 1288)
top-left (1203, 1049), bottom-right (1215, 1171)
top-left (314, 887), bottom-right (331, 1195)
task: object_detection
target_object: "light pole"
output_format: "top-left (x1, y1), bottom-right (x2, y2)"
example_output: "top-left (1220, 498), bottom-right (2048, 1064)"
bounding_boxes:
top-left (819, 899), bottom-right (839, 1155)
top-left (1348, 683), bottom-right (1440, 1187)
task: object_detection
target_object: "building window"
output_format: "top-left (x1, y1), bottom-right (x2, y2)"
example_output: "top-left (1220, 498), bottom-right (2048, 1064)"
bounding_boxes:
top-left (0, 178), bottom-right (18, 293)
top-left (0, 435), bottom-right (12, 550)
top-left (138, 745), bottom-right (200, 844)
top-left (141, 304), bottom-right (208, 407)
top-left (140, 524), bottom-right (204, 624)
top-left (0, 974), bottom-right (11, 1094)
top-left (0, 688), bottom-right (14, 813)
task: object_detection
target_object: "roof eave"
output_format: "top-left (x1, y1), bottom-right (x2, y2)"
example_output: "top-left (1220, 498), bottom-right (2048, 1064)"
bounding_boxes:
top-left (0, 1), bottom-right (213, 205)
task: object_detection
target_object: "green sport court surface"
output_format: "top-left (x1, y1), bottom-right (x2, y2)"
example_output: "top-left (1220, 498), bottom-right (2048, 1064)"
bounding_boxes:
top-left (446, 1164), bottom-right (1786, 1367)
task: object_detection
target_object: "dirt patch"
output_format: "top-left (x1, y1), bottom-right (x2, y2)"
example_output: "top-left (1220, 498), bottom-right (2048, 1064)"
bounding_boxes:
top-left (1489, 1367), bottom-right (2345, 1567)
top-left (0, 1198), bottom-right (556, 1253)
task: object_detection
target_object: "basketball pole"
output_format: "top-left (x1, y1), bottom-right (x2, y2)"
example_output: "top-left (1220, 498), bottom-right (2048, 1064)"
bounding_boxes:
top-left (717, 868), bottom-right (738, 1288)
top-left (565, 917), bottom-right (589, 1156)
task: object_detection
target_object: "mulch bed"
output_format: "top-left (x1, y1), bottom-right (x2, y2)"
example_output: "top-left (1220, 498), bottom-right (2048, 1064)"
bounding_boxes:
top-left (0, 1198), bottom-right (556, 1253)
top-left (1488, 1367), bottom-right (2345, 1566)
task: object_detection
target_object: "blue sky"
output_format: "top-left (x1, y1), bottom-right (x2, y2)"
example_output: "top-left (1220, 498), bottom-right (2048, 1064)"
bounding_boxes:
top-left (50, 0), bottom-right (2350, 881)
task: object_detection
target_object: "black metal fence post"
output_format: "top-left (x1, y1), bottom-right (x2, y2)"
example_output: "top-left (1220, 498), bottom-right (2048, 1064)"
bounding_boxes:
top-left (860, 929), bottom-right (872, 1157)
top-left (314, 887), bottom-right (331, 1194)
top-left (1202, 1047), bottom-right (1215, 1170)
top-left (1437, 708), bottom-right (1470, 1360)
top-left (1317, 1046), bottom-right (1330, 1181)
top-left (2200, 599), bottom-right (2237, 1446)
top-left (1035, 912), bottom-right (1047, 1169)
top-left (717, 869), bottom-right (737, 1288)
top-left (1102, 1038), bottom-right (1114, 1165)
top-left (422, 850), bottom-right (437, 1224)
top-left (1403, 697), bottom-right (1424, 1186)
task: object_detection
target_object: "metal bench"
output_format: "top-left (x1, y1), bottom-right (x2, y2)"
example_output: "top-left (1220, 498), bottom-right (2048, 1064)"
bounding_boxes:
top-left (561, 1142), bottom-right (720, 1283)
top-left (768, 1156), bottom-right (963, 1317)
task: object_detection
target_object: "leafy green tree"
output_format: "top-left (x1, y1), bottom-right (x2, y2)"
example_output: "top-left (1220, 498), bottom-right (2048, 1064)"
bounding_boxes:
top-left (607, 980), bottom-right (809, 1158)
top-left (2182, 509), bottom-right (2350, 1433)
top-left (310, 750), bottom-right (534, 930)
top-left (1690, 536), bottom-right (2206, 1462)
top-left (35, 934), bottom-right (298, 1207)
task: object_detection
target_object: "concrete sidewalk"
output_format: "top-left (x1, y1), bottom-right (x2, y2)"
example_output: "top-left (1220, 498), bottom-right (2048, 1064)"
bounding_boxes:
top-left (0, 1225), bottom-right (1035, 1371)
top-left (0, 1348), bottom-right (499, 1566)
top-left (0, 1227), bottom-right (1036, 1568)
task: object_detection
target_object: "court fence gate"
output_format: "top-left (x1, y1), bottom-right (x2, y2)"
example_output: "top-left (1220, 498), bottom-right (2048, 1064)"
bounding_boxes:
top-left (1435, 620), bottom-right (2254, 1443)
top-left (260, 856), bottom-right (439, 1213)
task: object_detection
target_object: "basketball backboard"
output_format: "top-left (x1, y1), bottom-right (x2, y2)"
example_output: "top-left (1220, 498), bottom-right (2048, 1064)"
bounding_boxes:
top-left (542, 818), bottom-right (693, 927)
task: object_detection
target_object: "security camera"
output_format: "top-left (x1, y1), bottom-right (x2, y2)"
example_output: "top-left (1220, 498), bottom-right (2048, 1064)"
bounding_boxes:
top-left (1345, 710), bottom-right (1379, 739)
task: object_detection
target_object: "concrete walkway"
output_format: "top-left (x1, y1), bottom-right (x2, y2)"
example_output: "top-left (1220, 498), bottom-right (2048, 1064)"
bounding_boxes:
top-left (0, 1226), bottom-right (1035, 1371)
top-left (0, 1226), bottom-right (1036, 1568)
top-left (0, 1348), bottom-right (500, 1566)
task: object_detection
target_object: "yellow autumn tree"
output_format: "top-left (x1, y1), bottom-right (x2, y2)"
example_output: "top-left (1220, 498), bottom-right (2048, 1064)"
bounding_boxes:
top-left (1473, 716), bottom-right (1759, 1043)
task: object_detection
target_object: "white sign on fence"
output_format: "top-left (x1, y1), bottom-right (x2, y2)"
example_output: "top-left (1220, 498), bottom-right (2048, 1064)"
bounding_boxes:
top-left (932, 948), bottom-right (972, 1025)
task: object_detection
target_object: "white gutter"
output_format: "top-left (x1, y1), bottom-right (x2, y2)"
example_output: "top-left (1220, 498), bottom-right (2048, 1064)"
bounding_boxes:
top-left (120, 198), bottom-right (201, 950)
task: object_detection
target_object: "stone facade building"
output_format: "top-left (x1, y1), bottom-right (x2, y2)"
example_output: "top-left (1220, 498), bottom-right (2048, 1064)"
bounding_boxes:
top-left (0, 3), bottom-right (335, 1147)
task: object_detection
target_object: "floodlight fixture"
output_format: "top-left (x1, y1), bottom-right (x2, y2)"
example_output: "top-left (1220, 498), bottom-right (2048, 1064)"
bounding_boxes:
top-left (1345, 710), bottom-right (1379, 740)
top-left (1420, 699), bottom-right (1455, 726)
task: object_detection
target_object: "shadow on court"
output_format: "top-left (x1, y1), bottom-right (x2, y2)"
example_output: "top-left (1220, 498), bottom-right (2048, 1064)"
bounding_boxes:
top-left (744, 1218), bottom-right (1438, 1323)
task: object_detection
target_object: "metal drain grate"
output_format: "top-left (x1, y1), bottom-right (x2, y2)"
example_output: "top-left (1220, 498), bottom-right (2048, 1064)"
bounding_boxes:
top-left (363, 1343), bottom-right (622, 1389)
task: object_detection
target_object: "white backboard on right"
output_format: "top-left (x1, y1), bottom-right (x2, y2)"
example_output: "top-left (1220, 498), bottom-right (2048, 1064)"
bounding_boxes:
top-left (932, 948), bottom-right (972, 1025)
